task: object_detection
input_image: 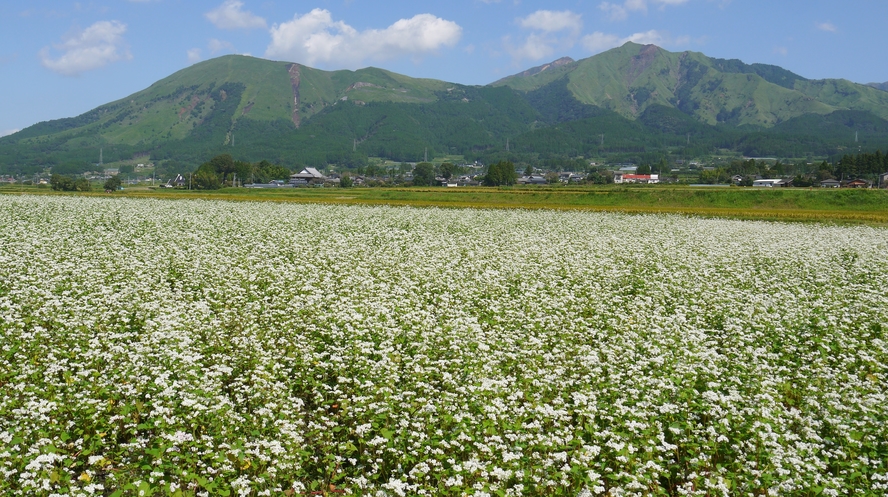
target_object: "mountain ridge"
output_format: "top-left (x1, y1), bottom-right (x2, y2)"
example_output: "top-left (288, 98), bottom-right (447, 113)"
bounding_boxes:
top-left (3, 43), bottom-right (888, 172)
top-left (493, 43), bottom-right (888, 126)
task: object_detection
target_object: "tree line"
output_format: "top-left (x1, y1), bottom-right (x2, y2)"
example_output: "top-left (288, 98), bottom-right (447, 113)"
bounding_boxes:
top-left (190, 154), bottom-right (292, 190)
top-left (695, 151), bottom-right (888, 185)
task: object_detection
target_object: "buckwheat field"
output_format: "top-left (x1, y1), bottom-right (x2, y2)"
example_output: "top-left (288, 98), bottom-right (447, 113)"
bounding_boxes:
top-left (1, 195), bottom-right (886, 496)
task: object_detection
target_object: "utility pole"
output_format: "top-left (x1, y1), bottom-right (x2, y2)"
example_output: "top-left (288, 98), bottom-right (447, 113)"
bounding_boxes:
top-left (600, 134), bottom-right (604, 146)
top-left (506, 138), bottom-right (510, 152)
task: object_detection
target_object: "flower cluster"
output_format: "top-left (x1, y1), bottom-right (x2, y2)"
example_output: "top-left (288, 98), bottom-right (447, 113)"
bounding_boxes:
top-left (0, 195), bottom-right (886, 495)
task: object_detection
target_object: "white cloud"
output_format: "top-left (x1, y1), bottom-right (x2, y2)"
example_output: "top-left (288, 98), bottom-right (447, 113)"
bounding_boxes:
top-left (518, 10), bottom-right (582, 34)
top-left (187, 48), bottom-right (202, 63)
top-left (582, 29), bottom-right (690, 54)
top-left (188, 38), bottom-right (242, 62)
top-left (816, 22), bottom-right (837, 33)
top-left (265, 9), bottom-right (461, 67)
top-left (505, 10), bottom-right (583, 63)
top-left (773, 46), bottom-right (788, 56)
top-left (206, 0), bottom-right (267, 30)
top-left (39, 20), bottom-right (132, 76)
top-left (1, 129), bottom-right (21, 138)
top-left (599, 0), bottom-right (646, 21)
top-left (599, 0), bottom-right (688, 21)
top-left (623, 29), bottom-right (667, 45)
top-left (208, 38), bottom-right (234, 54)
top-left (582, 32), bottom-right (621, 52)
top-left (504, 33), bottom-right (558, 62)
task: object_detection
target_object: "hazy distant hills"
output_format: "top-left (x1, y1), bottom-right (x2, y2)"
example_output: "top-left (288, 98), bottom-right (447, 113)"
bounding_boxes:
top-left (868, 82), bottom-right (888, 92)
top-left (3, 42), bottom-right (888, 173)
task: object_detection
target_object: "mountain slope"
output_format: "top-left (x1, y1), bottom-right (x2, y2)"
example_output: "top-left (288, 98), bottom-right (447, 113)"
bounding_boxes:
top-left (0, 55), bottom-right (479, 168)
top-left (491, 57), bottom-right (577, 90)
top-left (494, 43), bottom-right (888, 127)
top-left (3, 46), bottom-right (888, 174)
top-left (0, 56), bottom-right (547, 170)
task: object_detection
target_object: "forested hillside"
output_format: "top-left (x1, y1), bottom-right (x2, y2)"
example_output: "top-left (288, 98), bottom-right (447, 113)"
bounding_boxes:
top-left (3, 43), bottom-right (888, 176)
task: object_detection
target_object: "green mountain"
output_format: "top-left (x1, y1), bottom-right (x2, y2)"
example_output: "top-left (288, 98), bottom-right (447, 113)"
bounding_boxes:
top-left (3, 44), bottom-right (888, 175)
top-left (493, 42), bottom-right (888, 127)
top-left (0, 56), bottom-right (463, 168)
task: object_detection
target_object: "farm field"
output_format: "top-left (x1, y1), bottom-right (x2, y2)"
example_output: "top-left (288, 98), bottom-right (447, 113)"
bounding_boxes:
top-left (123, 186), bottom-right (888, 225)
top-left (1, 195), bottom-right (887, 496)
top-left (4, 184), bottom-right (888, 225)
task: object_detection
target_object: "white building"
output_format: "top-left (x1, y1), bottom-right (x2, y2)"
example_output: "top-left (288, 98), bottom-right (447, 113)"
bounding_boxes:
top-left (752, 179), bottom-right (784, 187)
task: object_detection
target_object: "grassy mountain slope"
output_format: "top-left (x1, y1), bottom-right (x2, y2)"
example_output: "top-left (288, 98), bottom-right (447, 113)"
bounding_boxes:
top-left (4, 47), bottom-right (888, 174)
top-left (0, 55), bottom-right (473, 169)
top-left (495, 42), bottom-right (888, 126)
top-left (491, 57), bottom-right (577, 90)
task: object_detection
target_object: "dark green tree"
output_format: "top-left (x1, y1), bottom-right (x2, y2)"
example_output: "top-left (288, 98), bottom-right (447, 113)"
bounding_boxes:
top-left (586, 170), bottom-right (614, 184)
top-left (192, 169), bottom-right (221, 190)
top-left (233, 160), bottom-right (253, 186)
top-left (483, 161), bottom-right (517, 186)
top-left (73, 178), bottom-right (92, 192)
top-left (50, 174), bottom-right (75, 191)
top-left (103, 176), bottom-right (122, 191)
top-left (439, 162), bottom-right (455, 180)
top-left (255, 160), bottom-right (291, 182)
top-left (340, 173), bottom-right (354, 188)
top-left (412, 162), bottom-right (436, 186)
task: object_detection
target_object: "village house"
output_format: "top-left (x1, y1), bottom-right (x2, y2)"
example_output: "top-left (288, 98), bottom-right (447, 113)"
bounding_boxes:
top-left (820, 179), bottom-right (841, 188)
top-left (517, 175), bottom-right (548, 185)
top-left (456, 175), bottom-right (480, 187)
top-left (845, 179), bottom-right (871, 188)
top-left (615, 174), bottom-right (659, 184)
top-left (289, 167), bottom-right (325, 186)
top-left (559, 172), bottom-right (585, 183)
top-left (752, 178), bottom-right (791, 187)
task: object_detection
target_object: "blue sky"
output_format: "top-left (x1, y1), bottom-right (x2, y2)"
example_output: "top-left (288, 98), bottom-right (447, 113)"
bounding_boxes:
top-left (2, 0), bottom-right (887, 137)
